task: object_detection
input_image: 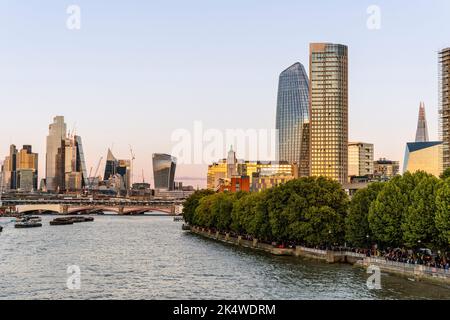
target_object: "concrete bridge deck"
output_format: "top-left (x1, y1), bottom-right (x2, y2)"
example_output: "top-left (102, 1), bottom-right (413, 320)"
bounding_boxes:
top-left (15, 203), bottom-right (181, 215)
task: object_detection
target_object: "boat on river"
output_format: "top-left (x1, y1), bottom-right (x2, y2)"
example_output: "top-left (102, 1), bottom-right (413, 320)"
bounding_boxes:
top-left (50, 217), bottom-right (74, 226)
top-left (15, 221), bottom-right (42, 229)
top-left (71, 216), bottom-right (94, 223)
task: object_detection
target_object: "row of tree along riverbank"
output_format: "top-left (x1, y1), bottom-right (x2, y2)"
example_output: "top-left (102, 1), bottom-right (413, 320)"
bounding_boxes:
top-left (183, 171), bottom-right (450, 259)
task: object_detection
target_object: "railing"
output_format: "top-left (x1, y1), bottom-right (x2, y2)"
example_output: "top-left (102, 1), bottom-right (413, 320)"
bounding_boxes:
top-left (298, 247), bottom-right (327, 255)
top-left (365, 257), bottom-right (450, 277)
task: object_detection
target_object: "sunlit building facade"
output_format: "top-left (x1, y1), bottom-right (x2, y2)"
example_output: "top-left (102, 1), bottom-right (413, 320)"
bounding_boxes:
top-left (348, 142), bottom-right (374, 180)
top-left (310, 43), bottom-right (348, 184)
top-left (1, 145), bottom-right (38, 192)
top-left (46, 116), bottom-right (67, 192)
top-left (276, 62), bottom-right (310, 176)
top-left (17, 145), bottom-right (38, 191)
top-left (373, 158), bottom-right (400, 181)
top-left (152, 153), bottom-right (177, 191)
top-left (403, 141), bottom-right (443, 177)
top-left (439, 48), bottom-right (450, 170)
top-left (207, 160), bottom-right (227, 191)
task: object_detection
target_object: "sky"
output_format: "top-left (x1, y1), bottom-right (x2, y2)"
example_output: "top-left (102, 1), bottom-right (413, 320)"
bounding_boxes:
top-left (0, 0), bottom-right (449, 188)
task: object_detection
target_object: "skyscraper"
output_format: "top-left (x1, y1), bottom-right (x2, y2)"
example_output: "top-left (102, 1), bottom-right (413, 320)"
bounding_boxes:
top-left (439, 48), bottom-right (450, 169)
top-left (152, 154), bottom-right (177, 190)
top-left (104, 149), bottom-right (118, 181)
top-left (102, 149), bottom-right (131, 192)
top-left (1, 145), bottom-right (18, 190)
top-left (1, 145), bottom-right (38, 192)
top-left (46, 116), bottom-right (67, 192)
top-left (309, 43), bottom-right (348, 184)
top-left (17, 145), bottom-right (38, 191)
top-left (276, 62), bottom-right (310, 176)
top-left (415, 102), bottom-right (429, 142)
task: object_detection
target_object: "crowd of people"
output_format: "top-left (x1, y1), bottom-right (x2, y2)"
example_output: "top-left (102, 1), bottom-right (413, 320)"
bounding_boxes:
top-left (380, 248), bottom-right (450, 270)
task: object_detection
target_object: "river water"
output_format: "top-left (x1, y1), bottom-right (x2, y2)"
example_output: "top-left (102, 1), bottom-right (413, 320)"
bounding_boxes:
top-left (0, 215), bottom-right (449, 300)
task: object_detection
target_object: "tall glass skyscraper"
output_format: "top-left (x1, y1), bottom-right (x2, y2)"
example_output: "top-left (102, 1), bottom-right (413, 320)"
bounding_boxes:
top-left (275, 62), bottom-right (310, 176)
top-left (46, 116), bottom-right (67, 192)
top-left (152, 154), bottom-right (177, 190)
top-left (415, 102), bottom-right (429, 142)
top-left (310, 43), bottom-right (348, 184)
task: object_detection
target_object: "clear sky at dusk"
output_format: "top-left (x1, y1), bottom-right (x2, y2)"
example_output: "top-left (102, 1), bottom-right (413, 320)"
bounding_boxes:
top-left (1, 0), bottom-right (449, 187)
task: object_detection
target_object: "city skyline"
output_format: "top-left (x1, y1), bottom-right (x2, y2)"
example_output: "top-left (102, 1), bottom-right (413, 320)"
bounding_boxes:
top-left (1, 1), bottom-right (450, 188)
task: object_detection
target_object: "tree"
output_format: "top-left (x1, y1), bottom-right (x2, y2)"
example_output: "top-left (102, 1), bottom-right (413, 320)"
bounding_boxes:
top-left (368, 181), bottom-right (406, 247)
top-left (211, 192), bottom-right (235, 231)
top-left (345, 182), bottom-right (384, 247)
top-left (440, 168), bottom-right (450, 180)
top-left (194, 195), bottom-right (215, 228)
top-left (435, 179), bottom-right (450, 247)
top-left (183, 190), bottom-right (214, 224)
top-left (402, 174), bottom-right (439, 248)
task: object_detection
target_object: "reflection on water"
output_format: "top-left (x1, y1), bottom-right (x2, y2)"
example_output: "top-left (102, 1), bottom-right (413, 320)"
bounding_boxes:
top-left (0, 215), bottom-right (449, 300)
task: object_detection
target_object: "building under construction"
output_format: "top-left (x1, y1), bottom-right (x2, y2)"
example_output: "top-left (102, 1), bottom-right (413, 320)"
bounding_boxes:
top-left (439, 48), bottom-right (450, 170)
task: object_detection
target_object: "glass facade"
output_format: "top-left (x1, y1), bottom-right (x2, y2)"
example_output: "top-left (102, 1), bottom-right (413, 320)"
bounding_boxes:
top-left (310, 43), bottom-right (348, 184)
top-left (104, 148), bottom-right (118, 181)
top-left (415, 102), bottom-right (429, 142)
top-left (75, 136), bottom-right (89, 188)
top-left (276, 62), bottom-right (310, 176)
top-left (152, 153), bottom-right (177, 191)
top-left (46, 116), bottom-right (67, 192)
top-left (439, 48), bottom-right (450, 169)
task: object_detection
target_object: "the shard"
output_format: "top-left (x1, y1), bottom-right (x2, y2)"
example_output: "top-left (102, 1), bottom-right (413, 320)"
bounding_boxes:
top-left (415, 102), bottom-right (429, 142)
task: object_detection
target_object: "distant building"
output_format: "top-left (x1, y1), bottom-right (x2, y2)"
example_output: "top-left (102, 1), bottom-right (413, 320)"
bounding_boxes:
top-left (348, 142), bottom-right (374, 181)
top-left (1, 145), bottom-right (18, 190)
top-left (207, 149), bottom-right (299, 192)
top-left (276, 62), bottom-right (310, 176)
top-left (1, 145), bottom-right (38, 192)
top-left (207, 160), bottom-right (227, 191)
top-left (415, 102), bottom-right (429, 142)
top-left (103, 149), bottom-right (131, 192)
top-left (152, 153), bottom-right (177, 191)
top-left (373, 158), bottom-right (400, 181)
top-left (104, 149), bottom-right (118, 181)
top-left (310, 43), bottom-right (349, 184)
top-left (403, 141), bottom-right (444, 177)
top-left (46, 116), bottom-right (67, 192)
top-left (439, 48), bottom-right (450, 170)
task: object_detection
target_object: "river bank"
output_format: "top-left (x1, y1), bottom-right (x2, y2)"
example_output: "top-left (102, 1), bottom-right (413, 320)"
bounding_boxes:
top-left (188, 225), bottom-right (450, 287)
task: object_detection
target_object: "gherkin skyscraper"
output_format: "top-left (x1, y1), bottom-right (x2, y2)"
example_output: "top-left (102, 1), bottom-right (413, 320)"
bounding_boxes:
top-left (275, 62), bottom-right (310, 176)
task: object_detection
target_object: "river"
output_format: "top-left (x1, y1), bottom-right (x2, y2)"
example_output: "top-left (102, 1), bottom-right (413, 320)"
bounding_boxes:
top-left (0, 215), bottom-right (449, 300)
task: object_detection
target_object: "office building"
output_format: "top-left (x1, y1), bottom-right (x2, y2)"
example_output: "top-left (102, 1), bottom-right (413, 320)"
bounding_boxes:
top-left (348, 142), bottom-right (374, 181)
top-left (276, 62), bottom-right (310, 176)
top-left (46, 116), bottom-right (67, 192)
top-left (152, 153), bottom-right (177, 190)
top-left (1, 145), bottom-right (38, 192)
top-left (373, 158), bottom-right (400, 181)
top-left (17, 145), bottom-right (38, 191)
top-left (103, 149), bottom-right (131, 192)
top-left (403, 141), bottom-right (443, 177)
top-left (309, 43), bottom-right (349, 184)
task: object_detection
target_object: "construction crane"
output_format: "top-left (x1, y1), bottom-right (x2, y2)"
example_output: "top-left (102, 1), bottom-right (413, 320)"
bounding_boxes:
top-left (89, 156), bottom-right (103, 191)
top-left (129, 145), bottom-right (136, 187)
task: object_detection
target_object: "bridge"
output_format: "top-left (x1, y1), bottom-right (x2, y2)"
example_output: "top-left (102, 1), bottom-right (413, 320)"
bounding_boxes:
top-left (11, 202), bottom-right (182, 215)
